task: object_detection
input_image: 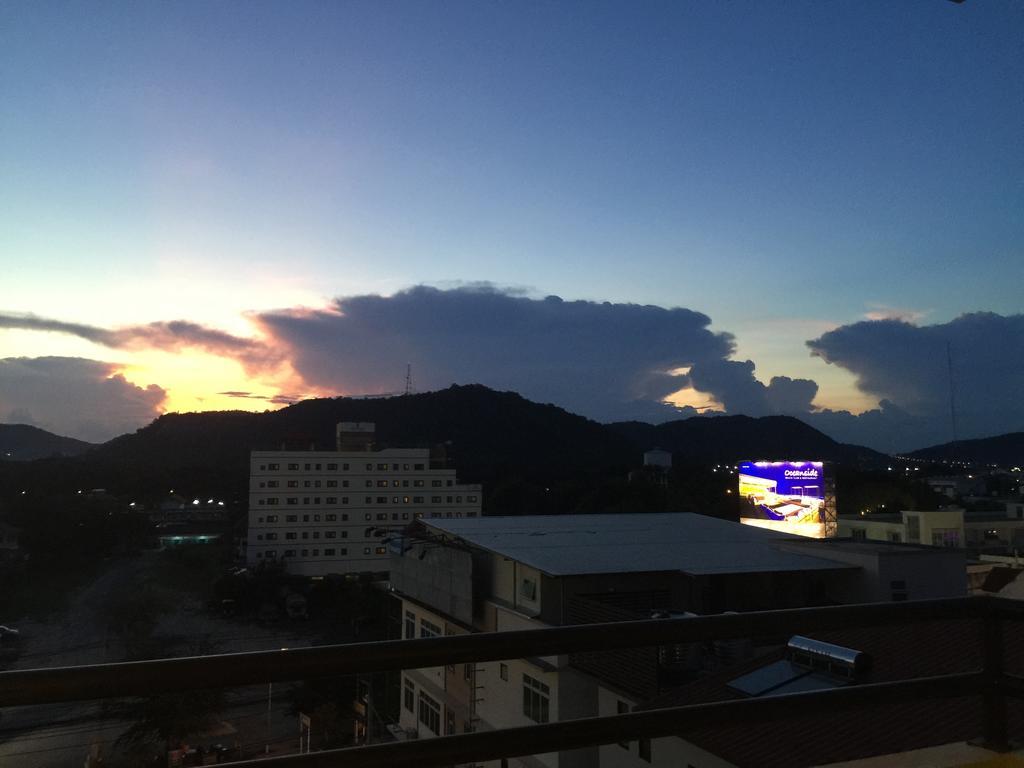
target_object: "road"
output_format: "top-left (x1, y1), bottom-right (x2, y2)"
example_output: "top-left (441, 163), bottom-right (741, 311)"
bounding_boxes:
top-left (0, 551), bottom-right (327, 767)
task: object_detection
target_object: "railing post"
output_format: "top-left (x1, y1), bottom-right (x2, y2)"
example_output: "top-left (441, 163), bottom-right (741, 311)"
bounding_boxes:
top-left (980, 599), bottom-right (1010, 751)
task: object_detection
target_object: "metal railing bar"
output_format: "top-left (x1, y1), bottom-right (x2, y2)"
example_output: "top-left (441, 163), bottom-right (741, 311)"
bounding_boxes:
top-left (223, 671), bottom-right (987, 768)
top-left (0, 596), bottom-right (992, 707)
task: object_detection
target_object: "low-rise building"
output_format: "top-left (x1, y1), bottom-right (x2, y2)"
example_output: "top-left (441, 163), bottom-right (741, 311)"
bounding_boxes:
top-left (839, 504), bottom-right (1024, 551)
top-left (388, 513), bottom-right (966, 768)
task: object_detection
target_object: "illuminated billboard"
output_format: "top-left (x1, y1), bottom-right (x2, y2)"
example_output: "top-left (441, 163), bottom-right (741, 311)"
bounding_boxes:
top-left (739, 461), bottom-right (828, 538)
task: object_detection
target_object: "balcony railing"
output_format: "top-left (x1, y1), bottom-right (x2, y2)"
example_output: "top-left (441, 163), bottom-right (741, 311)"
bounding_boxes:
top-left (1, 595), bottom-right (1021, 767)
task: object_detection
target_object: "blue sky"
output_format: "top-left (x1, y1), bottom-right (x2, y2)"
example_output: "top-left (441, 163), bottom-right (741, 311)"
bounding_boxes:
top-left (1, 1), bottom-right (1021, 446)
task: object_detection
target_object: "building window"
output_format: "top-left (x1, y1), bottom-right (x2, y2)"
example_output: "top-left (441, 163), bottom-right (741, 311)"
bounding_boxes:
top-left (287, 463), bottom-right (299, 470)
top-left (265, 533), bottom-right (277, 541)
top-left (418, 692), bottom-right (441, 735)
top-left (404, 678), bottom-right (415, 713)
top-left (414, 463), bottom-right (424, 471)
top-left (639, 737), bottom-right (652, 762)
top-left (267, 463), bottom-right (278, 470)
top-left (523, 674), bottom-right (550, 723)
top-left (932, 528), bottom-right (960, 547)
top-left (327, 463), bottom-right (337, 471)
top-left (420, 618), bottom-right (442, 638)
top-left (324, 548), bottom-right (335, 556)
top-left (363, 547), bottom-right (371, 555)
top-left (468, 495), bottom-right (478, 503)
top-left (325, 531), bottom-right (336, 539)
top-left (446, 708), bottom-right (456, 736)
top-left (520, 577), bottom-right (537, 602)
top-left (285, 532), bottom-right (297, 540)
top-left (326, 513), bottom-right (337, 521)
top-left (287, 498), bottom-right (298, 505)
top-left (499, 663), bottom-right (509, 682)
top-left (464, 663), bottom-right (473, 681)
top-left (850, 528), bottom-right (867, 541)
top-left (376, 546), bottom-right (386, 555)
top-left (405, 610), bottom-right (416, 639)
top-left (888, 531), bottom-right (901, 543)
top-left (265, 515), bottom-right (278, 523)
top-left (285, 514), bottom-right (297, 522)
top-left (617, 701), bottom-right (630, 748)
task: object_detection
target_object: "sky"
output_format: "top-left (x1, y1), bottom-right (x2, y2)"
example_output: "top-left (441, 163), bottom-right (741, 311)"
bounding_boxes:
top-left (1, 1), bottom-right (1021, 452)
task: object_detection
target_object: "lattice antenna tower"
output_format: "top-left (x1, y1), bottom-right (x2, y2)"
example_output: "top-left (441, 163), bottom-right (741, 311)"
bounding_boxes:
top-left (404, 363), bottom-right (414, 396)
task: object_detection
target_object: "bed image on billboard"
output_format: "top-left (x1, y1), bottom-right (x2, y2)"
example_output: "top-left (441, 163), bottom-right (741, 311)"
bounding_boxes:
top-left (739, 461), bottom-right (825, 527)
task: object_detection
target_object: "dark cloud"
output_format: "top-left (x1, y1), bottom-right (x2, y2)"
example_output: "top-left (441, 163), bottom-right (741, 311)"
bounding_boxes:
top-left (806, 312), bottom-right (1024, 450)
top-left (684, 360), bottom-right (818, 417)
top-left (8, 299), bottom-right (1018, 453)
top-left (0, 313), bottom-right (279, 373)
top-left (255, 285), bottom-right (737, 422)
top-left (0, 357), bottom-right (166, 442)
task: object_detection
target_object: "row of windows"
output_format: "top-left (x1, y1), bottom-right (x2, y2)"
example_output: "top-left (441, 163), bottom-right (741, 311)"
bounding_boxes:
top-left (257, 495), bottom-right (478, 506)
top-left (257, 530), bottom-right (356, 541)
top-left (260, 461), bottom-right (428, 472)
top-left (255, 546), bottom-right (387, 559)
top-left (255, 510), bottom-right (476, 526)
top-left (257, 478), bottom-right (458, 489)
top-left (260, 525), bottom-right (393, 541)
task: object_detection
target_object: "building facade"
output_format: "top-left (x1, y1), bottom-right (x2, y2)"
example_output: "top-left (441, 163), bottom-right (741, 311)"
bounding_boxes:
top-left (246, 423), bottom-right (482, 576)
top-left (387, 513), bottom-right (966, 768)
top-left (838, 504), bottom-right (1024, 551)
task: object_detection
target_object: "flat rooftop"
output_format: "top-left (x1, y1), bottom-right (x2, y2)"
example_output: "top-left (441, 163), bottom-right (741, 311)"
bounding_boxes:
top-left (423, 513), bottom-right (859, 577)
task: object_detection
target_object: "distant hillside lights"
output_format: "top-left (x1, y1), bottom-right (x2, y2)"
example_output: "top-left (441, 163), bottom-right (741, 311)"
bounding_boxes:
top-left (245, 422), bottom-right (483, 577)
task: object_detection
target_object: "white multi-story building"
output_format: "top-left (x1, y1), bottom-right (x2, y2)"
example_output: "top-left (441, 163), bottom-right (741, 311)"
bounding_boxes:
top-left (246, 422), bottom-right (482, 577)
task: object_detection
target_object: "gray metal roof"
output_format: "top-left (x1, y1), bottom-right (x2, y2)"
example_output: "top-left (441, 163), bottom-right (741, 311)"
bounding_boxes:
top-left (423, 513), bottom-right (857, 577)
